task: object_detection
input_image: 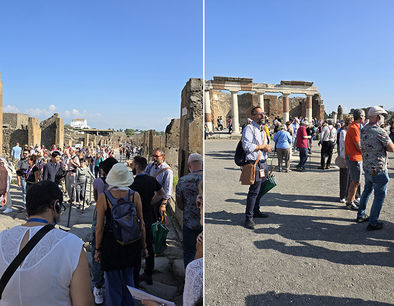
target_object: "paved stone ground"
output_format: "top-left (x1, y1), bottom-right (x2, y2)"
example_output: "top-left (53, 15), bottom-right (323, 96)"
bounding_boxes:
top-left (205, 139), bottom-right (394, 306)
top-left (0, 153), bottom-right (185, 305)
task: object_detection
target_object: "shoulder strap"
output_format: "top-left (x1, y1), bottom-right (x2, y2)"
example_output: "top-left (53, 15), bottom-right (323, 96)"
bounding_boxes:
top-left (153, 167), bottom-right (171, 178)
top-left (0, 224), bottom-right (54, 299)
top-left (254, 151), bottom-right (262, 166)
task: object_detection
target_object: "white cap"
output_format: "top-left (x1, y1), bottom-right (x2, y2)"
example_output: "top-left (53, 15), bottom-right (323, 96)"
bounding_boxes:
top-left (188, 153), bottom-right (203, 163)
top-left (106, 163), bottom-right (134, 187)
top-left (368, 106), bottom-right (388, 117)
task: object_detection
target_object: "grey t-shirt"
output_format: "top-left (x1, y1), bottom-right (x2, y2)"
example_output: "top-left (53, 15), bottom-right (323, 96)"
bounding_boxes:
top-left (361, 124), bottom-right (392, 171)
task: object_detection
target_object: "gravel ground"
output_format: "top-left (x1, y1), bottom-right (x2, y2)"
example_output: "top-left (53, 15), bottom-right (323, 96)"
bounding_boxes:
top-left (205, 139), bottom-right (394, 306)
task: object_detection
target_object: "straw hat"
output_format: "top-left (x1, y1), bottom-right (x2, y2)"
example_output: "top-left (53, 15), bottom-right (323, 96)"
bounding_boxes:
top-left (106, 163), bottom-right (134, 187)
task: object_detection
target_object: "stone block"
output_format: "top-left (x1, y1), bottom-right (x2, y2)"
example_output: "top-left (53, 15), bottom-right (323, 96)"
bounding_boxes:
top-left (154, 257), bottom-right (171, 273)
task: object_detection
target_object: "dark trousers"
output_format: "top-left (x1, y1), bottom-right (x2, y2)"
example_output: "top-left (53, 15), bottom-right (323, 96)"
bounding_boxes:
top-left (245, 161), bottom-right (268, 221)
top-left (183, 226), bottom-right (202, 268)
top-left (76, 179), bottom-right (87, 203)
top-left (297, 147), bottom-right (308, 169)
top-left (321, 141), bottom-right (335, 167)
top-left (105, 268), bottom-right (135, 306)
top-left (339, 167), bottom-right (361, 200)
top-left (133, 220), bottom-right (154, 285)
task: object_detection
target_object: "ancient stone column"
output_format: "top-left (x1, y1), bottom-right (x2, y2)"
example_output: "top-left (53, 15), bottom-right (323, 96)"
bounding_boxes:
top-left (337, 105), bottom-right (343, 121)
top-left (28, 117), bottom-right (41, 147)
top-left (230, 91), bottom-right (240, 135)
top-left (0, 73), bottom-right (3, 155)
top-left (257, 93), bottom-right (265, 113)
top-left (332, 112), bottom-right (338, 123)
top-left (204, 90), bottom-right (213, 132)
top-left (282, 94), bottom-right (290, 123)
top-left (306, 95), bottom-right (313, 122)
top-left (55, 117), bottom-right (64, 149)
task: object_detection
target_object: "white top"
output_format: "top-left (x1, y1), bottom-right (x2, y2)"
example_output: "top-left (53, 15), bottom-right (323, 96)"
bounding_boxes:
top-left (0, 226), bottom-right (83, 306)
top-left (320, 125), bottom-right (337, 142)
top-left (242, 121), bottom-right (269, 161)
top-left (183, 258), bottom-right (203, 306)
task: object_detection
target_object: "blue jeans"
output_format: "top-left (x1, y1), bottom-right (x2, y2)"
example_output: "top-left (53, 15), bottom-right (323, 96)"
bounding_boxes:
top-left (21, 178), bottom-right (27, 205)
top-left (183, 226), bottom-right (202, 268)
top-left (297, 147), bottom-right (308, 169)
top-left (357, 169), bottom-right (389, 226)
top-left (105, 268), bottom-right (135, 306)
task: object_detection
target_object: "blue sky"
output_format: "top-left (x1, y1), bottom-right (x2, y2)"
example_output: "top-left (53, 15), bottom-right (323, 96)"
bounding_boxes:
top-left (0, 1), bottom-right (202, 130)
top-left (206, 0), bottom-right (394, 114)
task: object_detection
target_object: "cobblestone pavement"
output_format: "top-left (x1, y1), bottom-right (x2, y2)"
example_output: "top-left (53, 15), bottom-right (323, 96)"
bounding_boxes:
top-left (205, 139), bottom-right (394, 306)
top-left (0, 154), bottom-right (185, 305)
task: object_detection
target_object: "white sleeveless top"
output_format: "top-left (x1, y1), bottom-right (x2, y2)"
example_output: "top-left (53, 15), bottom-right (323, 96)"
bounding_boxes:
top-left (0, 226), bottom-right (83, 306)
top-left (183, 258), bottom-right (203, 306)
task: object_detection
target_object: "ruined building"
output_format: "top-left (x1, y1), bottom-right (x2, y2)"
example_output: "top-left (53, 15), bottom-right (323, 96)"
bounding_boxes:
top-left (205, 76), bottom-right (325, 135)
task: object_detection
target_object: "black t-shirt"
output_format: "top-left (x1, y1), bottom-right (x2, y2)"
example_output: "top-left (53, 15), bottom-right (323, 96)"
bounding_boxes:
top-left (130, 174), bottom-right (162, 223)
top-left (26, 165), bottom-right (39, 184)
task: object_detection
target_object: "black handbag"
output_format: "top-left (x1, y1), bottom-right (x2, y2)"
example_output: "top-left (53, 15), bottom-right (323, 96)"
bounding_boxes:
top-left (0, 224), bottom-right (54, 299)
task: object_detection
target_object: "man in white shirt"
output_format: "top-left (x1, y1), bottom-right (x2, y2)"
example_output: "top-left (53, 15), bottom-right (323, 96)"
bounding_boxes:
top-left (319, 120), bottom-right (337, 169)
top-left (242, 107), bottom-right (273, 229)
top-left (145, 149), bottom-right (174, 221)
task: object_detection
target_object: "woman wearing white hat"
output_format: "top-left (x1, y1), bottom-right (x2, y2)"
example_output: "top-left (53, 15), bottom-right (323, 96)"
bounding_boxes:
top-left (94, 162), bottom-right (147, 306)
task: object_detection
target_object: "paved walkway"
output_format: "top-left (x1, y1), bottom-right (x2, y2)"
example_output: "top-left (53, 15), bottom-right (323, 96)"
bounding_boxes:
top-left (205, 139), bottom-right (394, 305)
top-left (0, 161), bottom-right (185, 305)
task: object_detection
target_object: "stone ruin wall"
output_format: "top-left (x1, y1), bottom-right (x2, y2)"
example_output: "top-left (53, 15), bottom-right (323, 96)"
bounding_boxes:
top-left (2, 113), bottom-right (31, 155)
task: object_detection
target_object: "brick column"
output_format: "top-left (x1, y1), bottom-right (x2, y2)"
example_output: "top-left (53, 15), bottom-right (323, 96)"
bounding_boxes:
top-left (306, 95), bottom-right (313, 122)
top-left (205, 90), bottom-right (213, 132)
top-left (28, 117), bottom-right (41, 147)
top-left (230, 91), bottom-right (240, 135)
top-left (282, 94), bottom-right (290, 122)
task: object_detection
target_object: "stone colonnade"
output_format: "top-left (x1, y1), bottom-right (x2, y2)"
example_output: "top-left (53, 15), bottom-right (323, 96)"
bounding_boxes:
top-left (205, 77), bottom-right (321, 136)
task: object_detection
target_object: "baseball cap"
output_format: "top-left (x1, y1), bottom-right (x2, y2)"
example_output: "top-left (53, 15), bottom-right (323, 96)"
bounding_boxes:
top-left (368, 106), bottom-right (388, 117)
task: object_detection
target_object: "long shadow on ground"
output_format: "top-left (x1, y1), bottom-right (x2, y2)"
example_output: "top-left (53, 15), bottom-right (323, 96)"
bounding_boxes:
top-left (245, 291), bottom-right (393, 306)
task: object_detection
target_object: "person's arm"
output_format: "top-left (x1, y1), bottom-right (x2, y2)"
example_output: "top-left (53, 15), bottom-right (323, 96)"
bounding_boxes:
top-left (387, 142), bottom-right (394, 152)
top-left (151, 187), bottom-right (165, 205)
top-left (94, 193), bottom-right (106, 262)
top-left (43, 164), bottom-right (48, 181)
top-left (34, 167), bottom-right (40, 183)
top-left (134, 192), bottom-right (148, 257)
top-left (70, 248), bottom-right (95, 306)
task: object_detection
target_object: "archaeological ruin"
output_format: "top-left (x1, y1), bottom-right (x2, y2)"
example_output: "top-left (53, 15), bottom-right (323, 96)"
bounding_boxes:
top-left (205, 76), bottom-right (325, 135)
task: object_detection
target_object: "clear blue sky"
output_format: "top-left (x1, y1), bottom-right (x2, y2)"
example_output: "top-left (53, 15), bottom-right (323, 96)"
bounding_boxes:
top-left (206, 0), bottom-right (394, 114)
top-left (0, 0), bottom-right (202, 130)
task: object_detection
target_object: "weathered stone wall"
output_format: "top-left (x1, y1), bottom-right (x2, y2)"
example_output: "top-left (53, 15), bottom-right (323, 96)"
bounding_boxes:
top-left (2, 128), bottom-right (28, 156)
top-left (3, 113), bottom-right (29, 129)
top-left (0, 75), bottom-right (3, 155)
top-left (41, 114), bottom-right (61, 149)
top-left (28, 117), bottom-right (41, 147)
top-left (165, 119), bottom-right (180, 171)
top-left (210, 90), bottom-right (231, 129)
top-left (178, 78), bottom-right (203, 178)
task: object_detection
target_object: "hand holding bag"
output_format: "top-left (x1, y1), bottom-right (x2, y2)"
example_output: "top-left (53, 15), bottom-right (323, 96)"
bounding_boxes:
top-left (240, 151), bottom-right (261, 185)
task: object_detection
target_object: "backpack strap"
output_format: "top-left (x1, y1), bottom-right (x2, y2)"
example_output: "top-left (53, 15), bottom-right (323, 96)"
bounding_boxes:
top-left (153, 167), bottom-right (170, 178)
top-left (0, 224), bottom-right (54, 299)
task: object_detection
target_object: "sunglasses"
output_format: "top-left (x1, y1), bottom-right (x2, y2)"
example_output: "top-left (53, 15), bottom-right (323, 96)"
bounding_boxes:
top-left (152, 155), bottom-right (162, 158)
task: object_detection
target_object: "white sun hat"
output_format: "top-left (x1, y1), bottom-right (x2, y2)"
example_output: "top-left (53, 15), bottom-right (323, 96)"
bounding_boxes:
top-left (106, 163), bottom-right (134, 187)
top-left (368, 106), bottom-right (388, 117)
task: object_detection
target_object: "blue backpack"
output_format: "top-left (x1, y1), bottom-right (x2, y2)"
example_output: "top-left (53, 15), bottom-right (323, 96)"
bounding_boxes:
top-left (104, 189), bottom-right (141, 245)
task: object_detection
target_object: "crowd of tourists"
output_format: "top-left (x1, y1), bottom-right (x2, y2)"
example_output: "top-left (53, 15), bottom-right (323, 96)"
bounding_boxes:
top-left (0, 142), bottom-right (203, 305)
top-left (241, 106), bottom-right (394, 232)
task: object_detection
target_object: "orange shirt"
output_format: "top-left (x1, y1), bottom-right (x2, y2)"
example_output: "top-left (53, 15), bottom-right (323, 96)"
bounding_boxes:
top-left (345, 122), bottom-right (362, 161)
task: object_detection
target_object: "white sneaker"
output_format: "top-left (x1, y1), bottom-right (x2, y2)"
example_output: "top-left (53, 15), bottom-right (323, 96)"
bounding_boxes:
top-left (93, 287), bottom-right (104, 304)
top-left (3, 208), bottom-right (13, 214)
top-left (339, 198), bottom-right (346, 203)
top-left (0, 206), bottom-right (6, 211)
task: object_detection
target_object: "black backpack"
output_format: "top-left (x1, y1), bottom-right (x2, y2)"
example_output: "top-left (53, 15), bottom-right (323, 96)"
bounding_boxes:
top-left (234, 140), bottom-right (246, 166)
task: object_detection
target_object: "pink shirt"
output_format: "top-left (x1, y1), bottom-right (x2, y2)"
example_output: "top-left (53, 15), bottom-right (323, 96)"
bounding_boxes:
top-left (296, 126), bottom-right (308, 148)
